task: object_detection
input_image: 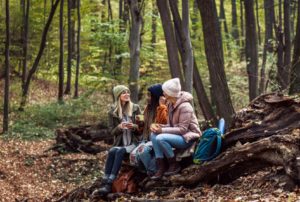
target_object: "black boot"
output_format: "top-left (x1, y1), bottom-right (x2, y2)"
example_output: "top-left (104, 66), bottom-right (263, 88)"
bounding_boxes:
top-left (91, 180), bottom-right (112, 197)
top-left (164, 157), bottom-right (180, 176)
top-left (150, 158), bottom-right (166, 180)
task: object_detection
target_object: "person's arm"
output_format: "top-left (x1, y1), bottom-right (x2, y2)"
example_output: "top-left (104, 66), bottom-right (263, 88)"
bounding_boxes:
top-left (108, 110), bottom-right (122, 138)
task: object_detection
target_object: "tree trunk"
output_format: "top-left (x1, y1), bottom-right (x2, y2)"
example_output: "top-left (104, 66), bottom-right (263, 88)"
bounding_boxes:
top-left (240, 0), bottom-right (245, 60)
top-left (290, 1), bottom-right (296, 39)
top-left (128, 0), bottom-right (143, 103)
top-left (276, 0), bottom-right (285, 91)
top-left (58, 0), bottom-right (64, 103)
top-left (156, 0), bottom-right (183, 81)
top-left (259, 0), bottom-right (275, 94)
top-left (231, 0), bottom-right (239, 45)
top-left (74, 0), bottom-right (80, 98)
top-left (193, 59), bottom-right (217, 124)
top-left (219, 0), bottom-right (230, 55)
top-left (289, 0), bottom-right (300, 94)
top-left (22, 0), bottom-right (29, 89)
top-left (182, 0), bottom-right (193, 93)
top-left (3, 0), bottom-right (10, 133)
top-left (150, 0), bottom-right (157, 68)
top-left (65, 0), bottom-right (73, 95)
top-left (282, 0), bottom-right (291, 89)
top-left (255, 0), bottom-right (262, 45)
top-left (114, 0), bottom-right (127, 72)
top-left (244, 0), bottom-right (258, 101)
top-left (197, 0), bottom-right (235, 127)
top-left (19, 0), bottom-right (60, 110)
top-left (168, 0), bottom-right (193, 92)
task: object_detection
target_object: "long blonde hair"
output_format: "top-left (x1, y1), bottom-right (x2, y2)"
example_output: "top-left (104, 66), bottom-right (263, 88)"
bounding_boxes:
top-left (114, 95), bottom-right (134, 119)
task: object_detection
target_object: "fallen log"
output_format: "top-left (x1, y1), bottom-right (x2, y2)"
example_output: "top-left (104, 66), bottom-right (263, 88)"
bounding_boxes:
top-left (171, 129), bottom-right (300, 188)
top-left (52, 123), bottom-right (112, 154)
top-left (224, 93), bottom-right (300, 149)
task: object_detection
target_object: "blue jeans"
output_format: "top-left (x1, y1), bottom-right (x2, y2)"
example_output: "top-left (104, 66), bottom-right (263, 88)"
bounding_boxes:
top-left (150, 133), bottom-right (193, 159)
top-left (136, 144), bottom-right (156, 173)
top-left (104, 147), bottom-right (126, 180)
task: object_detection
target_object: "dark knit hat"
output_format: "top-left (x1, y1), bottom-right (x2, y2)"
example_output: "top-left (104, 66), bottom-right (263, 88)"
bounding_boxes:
top-left (148, 84), bottom-right (163, 100)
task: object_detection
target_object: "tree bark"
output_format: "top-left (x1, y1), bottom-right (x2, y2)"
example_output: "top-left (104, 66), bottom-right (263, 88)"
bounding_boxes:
top-left (193, 59), bottom-right (216, 124)
top-left (197, 0), bottom-right (235, 126)
top-left (219, 0), bottom-right (230, 54)
top-left (22, 0), bottom-right (29, 89)
top-left (74, 0), bottom-right (80, 98)
top-left (231, 0), bottom-right (239, 45)
top-left (58, 0), bottom-right (64, 103)
top-left (156, 0), bottom-right (183, 81)
top-left (3, 0), bottom-right (10, 133)
top-left (244, 0), bottom-right (258, 101)
top-left (289, 0), bottom-right (300, 94)
top-left (65, 0), bottom-right (73, 95)
top-left (255, 0), bottom-right (262, 45)
top-left (20, 0), bottom-right (60, 110)
top-left (128, 0), bottom-right (143, 103)
top-left (259, 0), bottom-right (275, 95)
top-left (276, 0), bottom-right (285, 91)
top-left (282, 0), bottom-right (291, 89)
top-left (240, 0), bottom-right (245, 60)
top-left (150, 0), bottom-right (158, 68)
top-left (168, 0), bottom-right (193, 92)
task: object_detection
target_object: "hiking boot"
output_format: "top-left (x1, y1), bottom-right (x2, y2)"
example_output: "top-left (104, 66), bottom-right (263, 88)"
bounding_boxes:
top-left (91, 180), bottom-right (112, 197)
top-left (150, 158), bottom-right (166, 180)
top-left (164, 157), bottom-right (180, 176)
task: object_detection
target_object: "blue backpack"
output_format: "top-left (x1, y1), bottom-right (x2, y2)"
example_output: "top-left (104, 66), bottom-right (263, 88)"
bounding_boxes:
top-left (193, 119), bottom-right (225, 164)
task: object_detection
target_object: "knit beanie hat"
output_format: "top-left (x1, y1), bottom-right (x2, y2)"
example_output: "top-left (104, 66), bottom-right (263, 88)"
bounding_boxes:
top-left (113, 85), bottom-right (130, 100)
top-left (162, 78), bottom-right (181, 97)
top-left (148, 84), bottom-right (163, 101)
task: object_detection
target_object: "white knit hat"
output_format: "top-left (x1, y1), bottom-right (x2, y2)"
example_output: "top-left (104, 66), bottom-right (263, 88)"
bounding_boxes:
top-left (162, 78), bottom-right (181, 97)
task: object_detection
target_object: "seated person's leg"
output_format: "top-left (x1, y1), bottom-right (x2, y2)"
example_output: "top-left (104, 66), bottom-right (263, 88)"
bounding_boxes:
top-left (150, 133), bottom-right (167, 179)
top-left (156, 134), bottom-right (193, 176)
top-left (156, 134), bottom-right (193, 158)
top-left (104, 147), bottom-right (118, 180)
top-left (110, 147), bottom-right (127, 181)
top-left (150, 133), bottom-right (164, 159)
top-left (137, 144), bottom-right (156, 175)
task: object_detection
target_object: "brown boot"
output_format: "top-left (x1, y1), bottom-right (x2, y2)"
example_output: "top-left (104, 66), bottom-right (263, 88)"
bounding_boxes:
top-left (164, 157), bottom-right (181, 176)
top-left (150, 158), bottom-right (166, 180)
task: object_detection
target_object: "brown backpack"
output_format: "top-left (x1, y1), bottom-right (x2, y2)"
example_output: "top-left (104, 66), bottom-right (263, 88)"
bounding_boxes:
top-left (112, 168), bottom-right (137, 193)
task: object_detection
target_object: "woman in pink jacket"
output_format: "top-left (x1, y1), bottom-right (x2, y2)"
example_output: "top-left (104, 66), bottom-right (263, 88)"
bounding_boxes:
top-left (150, 78), bottom-right (201, 180)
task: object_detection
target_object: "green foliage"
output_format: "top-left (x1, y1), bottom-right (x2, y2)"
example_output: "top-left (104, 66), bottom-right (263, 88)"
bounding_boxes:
top-left (5, 92), bottom-right (103, 140)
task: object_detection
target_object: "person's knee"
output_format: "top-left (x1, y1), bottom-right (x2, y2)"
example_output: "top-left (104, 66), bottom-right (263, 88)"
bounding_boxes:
top-left (138, 146), bottom-right (151, 158)
top-left (108, 147), bottom-right (118, 155)
top-left (116, 147), bottom-right (126, 156)
top-left (150, 133), bottom-right (157, 141)
top-left (156, 134), bottom-right (166, 142)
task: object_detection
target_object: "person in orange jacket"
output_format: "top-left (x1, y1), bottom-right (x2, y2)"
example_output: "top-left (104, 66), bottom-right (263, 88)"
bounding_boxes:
top-left (130, 84), bottom-right (168, 176)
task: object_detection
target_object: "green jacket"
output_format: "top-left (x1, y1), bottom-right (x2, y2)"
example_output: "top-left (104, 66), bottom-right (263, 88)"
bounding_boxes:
top-left (108, 103), bottom-right (141, 146)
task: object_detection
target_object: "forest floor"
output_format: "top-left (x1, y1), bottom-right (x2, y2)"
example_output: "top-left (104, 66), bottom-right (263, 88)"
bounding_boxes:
top-left (1, 79), bottom-right (300, 201)
top-left (1, 139), bottom-right (300, 201)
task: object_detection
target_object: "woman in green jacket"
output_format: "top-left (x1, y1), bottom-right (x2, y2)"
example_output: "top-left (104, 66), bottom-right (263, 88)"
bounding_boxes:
top-left (93, 85), bottom-right (141, 196)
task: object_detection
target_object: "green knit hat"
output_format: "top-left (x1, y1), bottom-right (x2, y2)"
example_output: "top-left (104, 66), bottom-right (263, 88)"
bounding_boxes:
top-left (113, 85), bottom-right (130, 100)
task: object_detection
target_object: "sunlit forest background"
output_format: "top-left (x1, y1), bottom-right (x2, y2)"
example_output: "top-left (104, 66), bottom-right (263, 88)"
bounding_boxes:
top-left (0, 0), bottom-right (299, 137)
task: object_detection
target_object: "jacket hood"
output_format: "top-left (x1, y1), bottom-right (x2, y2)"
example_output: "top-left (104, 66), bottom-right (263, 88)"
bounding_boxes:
top-left (173, 91), bottom-right (193, 109)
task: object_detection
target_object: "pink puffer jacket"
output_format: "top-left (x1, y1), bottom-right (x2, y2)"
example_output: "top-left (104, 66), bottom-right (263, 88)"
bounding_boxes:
top-left (161, 91), bottom-right (202, 142)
